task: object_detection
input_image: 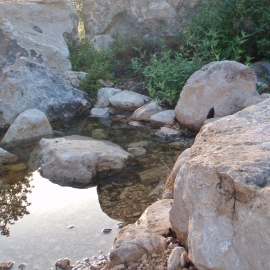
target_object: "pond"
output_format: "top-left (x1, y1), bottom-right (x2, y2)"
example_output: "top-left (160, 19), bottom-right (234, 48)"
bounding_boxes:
top-left (0, 115), bottom-right (194, 269)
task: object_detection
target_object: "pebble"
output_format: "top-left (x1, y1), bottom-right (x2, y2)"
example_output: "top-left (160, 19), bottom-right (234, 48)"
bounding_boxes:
top-left (18, 263), bottom-right (26, 269)
top-left (68, 225), bottom-right (75, 229)
top-left (102, 228), bottom-right (112, 233)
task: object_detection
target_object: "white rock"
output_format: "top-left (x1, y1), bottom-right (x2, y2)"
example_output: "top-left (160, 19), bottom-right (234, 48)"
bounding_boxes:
top-left (138, 199), bottom-right (173, 236)
top-left (0, 0), bottom-right (78, 73)
top-left (132, 101), bottom-right (162, 121)
top-left (95, 88), bottom-right (122, 108)
top-left (150, 110), bottom-right (176, 126)
top-left (2, 109), bottom-right (53, 143)
top-left (167, 247), bottom-right (186, 270)
top-left (82, 0), bottom-right (197, 39)
top-left (109, 224), bottom-right (167, 267)
top-left (29, 135), bottom-right (133, 184)
top-left (175, 61), bottom-right (258, 131)
top-left (112, 264), bottom-right (125, 270)
top-left (109, 90), bottom-right (151, 111)
top-left (170, 98), bottom-right (270, 269)
top-left (91, 108), bottom-right (110, 118)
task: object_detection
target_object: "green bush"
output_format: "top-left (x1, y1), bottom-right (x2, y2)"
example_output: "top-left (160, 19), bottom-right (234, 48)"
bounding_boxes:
top-left (132, 49), bottom-right (202, 106)
top-left (182, 0), bottom-right (270, 62)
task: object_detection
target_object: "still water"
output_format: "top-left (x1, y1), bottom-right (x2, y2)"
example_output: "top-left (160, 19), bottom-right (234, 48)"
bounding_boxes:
top-left (0, 116), bottom-right (193, 269)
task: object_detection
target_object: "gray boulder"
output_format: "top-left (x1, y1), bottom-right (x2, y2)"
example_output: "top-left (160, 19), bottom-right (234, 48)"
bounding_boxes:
top-left (109, 90), bottom-right (151, 111)
top-left (29, 135), bottom-right (133, 184)
top-left (1, 109), bottom-right (53, 143)
top-left (0, 0), bottom-right (78, 73)
top-left (0, 58), bottom-right (92, 126)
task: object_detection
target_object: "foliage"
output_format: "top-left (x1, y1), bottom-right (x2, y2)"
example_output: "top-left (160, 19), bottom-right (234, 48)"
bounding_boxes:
top-left (69, 0), bottom-right (270, 104)
top-left (0, 174), bottom-right (33, 237)
top-left (132, 49), bottom-right (202, 106)
top-left (182, 0), bottom-right (270, 62)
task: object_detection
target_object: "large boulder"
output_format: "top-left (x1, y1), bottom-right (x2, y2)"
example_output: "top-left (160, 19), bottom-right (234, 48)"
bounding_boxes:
top-left (82, 0), bottom-right (198, 40)
top-left (174, 61), bottom-right (258, 131)
top-left (29, 135), bottom-right (133, 184)
top-left (0, 0), bottom-right (78, 73)
top-left (0, 58), bottom-right (92, 126)
top-left (1, 109), bottom-right (53, 143)
top-left (170, 99), bottom-right (270, 270)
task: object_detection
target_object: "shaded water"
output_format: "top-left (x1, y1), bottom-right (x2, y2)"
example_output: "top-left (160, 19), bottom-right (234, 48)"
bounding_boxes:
top-left (0, 116), bottom-right (194, 269)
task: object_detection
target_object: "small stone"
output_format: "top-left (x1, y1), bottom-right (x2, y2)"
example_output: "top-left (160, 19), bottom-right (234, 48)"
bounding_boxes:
top-left (0, 262), bottom-right (14, 269)
top-left (55, 258), bottom-right (70, 269)
top-left (99, 251), bottom-right (102, 254)
top-left (117, 222), bottom-right (124, 228)
top-left (102, 228), bottom-right (112, 233)
top-left (18, 263), bottom-right (26, 269)
top-left (68, 225), bottom-right (75, 229)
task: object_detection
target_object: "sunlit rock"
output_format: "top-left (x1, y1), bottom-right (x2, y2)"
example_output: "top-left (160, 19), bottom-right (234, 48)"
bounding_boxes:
top-left (96, 88), bottom-right (122, 108)
top-left (175, 61), bottom-right (258, 131)
top-left (170, 98), bottom-right (270, 269)
top-left (1, 109), bottom-right (53, 143)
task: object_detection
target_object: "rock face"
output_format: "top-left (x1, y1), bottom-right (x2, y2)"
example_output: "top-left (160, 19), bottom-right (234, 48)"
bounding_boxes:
top-left (0, 0), bottom-right (78, 73)
top-left (0, 58), bottom-right (92, 125)
top-left (109, 90), bottom-right (150, 111)
top-left (175, 61), bottom-right (258, 131)
top-left (1, 109), bottom-right (53, 143)
top-left (29, 135), bottom-right (133, 184)
top-left (82, 0), bottom-right (198, 40)
top-left (170, 99), bottom-right (270, 270)
top-left (60, 71), bottom-right (87, 88)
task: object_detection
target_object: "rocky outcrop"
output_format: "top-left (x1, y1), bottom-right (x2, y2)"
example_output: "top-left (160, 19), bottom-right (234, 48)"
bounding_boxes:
top-left (170, 99), bottom-right (270, 270)
top-left (82, 0), bottom-right (198, 40)
top-left (175, 61), bottom-right (258, 131)
top-left (1, 109), bottom-right (53, 143)
top-left (0, 0), bottom-right (78, 73)
top-left (109, 90), bottom-right (150, 111)
top-left (0, 58), bottom-right (92, 126)
top-left (29, 135), bottom-right (133, 184)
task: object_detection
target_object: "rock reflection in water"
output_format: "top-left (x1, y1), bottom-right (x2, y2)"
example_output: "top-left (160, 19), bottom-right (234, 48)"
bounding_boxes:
top-left (0, 173), bottom-right (33, 236)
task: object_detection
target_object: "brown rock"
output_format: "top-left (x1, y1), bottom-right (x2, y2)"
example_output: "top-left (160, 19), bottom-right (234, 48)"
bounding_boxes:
top-left (175, 61), bottom-right (258, 131)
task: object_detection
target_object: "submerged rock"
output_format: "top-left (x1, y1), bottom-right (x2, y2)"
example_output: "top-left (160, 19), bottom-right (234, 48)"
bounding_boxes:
top-left (0, 148), bottom-right (18, 164)
top-left (1, 109), bottom-right (53, 143)
top-left (29, 135), bottom-right (133, 184)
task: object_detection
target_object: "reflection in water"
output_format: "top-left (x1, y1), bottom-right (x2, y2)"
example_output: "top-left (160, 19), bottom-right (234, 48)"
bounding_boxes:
top-left (0, 173), bottom-right (33, 237)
